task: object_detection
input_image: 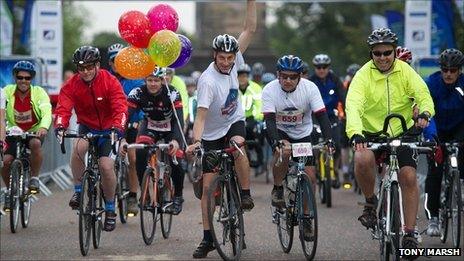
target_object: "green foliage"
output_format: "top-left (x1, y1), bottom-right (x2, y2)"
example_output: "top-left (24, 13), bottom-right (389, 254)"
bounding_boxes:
top-left (91, 32), bottom-right (123, 50)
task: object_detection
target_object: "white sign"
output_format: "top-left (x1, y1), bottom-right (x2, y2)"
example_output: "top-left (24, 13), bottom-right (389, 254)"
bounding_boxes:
top-left (405, 0), bottom-right (432, 57)
top-left (30, 1), bottom-right (63, 95)
top-left (0, 1), bottom-right (13, 55)
top-left (370, 14), bottom-right (388, 30)
top-left (291, 143), bottom-right (313, 157)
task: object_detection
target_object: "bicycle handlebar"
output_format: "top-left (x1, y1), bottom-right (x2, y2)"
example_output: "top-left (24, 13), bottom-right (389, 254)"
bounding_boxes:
top-left (367, 140), bottom-right (435, 153)
top-left (127, 143), bottom-right (183, 165)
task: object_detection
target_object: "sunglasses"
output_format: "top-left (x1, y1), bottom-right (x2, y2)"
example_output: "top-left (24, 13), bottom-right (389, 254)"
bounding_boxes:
top-left (77, 64), bottom-right (96, 72)
top-left (315, 65), bottom-right (329, 70)
top-left (16, 76), bottom-right (32, 81)
top-left (279, 73), bottom-right (300, 80)
top-left (372, 50), bottom-right (394, 57)
top-left (441, 67), bottom-right (458, 74)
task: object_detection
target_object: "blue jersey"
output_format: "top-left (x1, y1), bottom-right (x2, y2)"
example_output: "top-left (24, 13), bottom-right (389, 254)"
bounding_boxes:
top-left (309, 72), bottom-right (345, 118)
top-left (111, 70), bottom-right (145, 123)
top-left (425, 71), bottom-right (464, 135)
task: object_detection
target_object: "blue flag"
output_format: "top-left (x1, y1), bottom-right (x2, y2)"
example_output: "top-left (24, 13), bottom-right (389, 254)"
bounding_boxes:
top-left (431, 0), bottom-right (456, 55)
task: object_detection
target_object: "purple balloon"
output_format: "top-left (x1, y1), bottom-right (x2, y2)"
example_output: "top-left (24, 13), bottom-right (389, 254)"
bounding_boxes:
top-left (169, 34), bottom-right (193, 68)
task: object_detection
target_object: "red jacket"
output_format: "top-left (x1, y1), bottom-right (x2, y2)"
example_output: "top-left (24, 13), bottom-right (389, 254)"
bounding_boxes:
top-left (54, 69), bottom-right (127, 132)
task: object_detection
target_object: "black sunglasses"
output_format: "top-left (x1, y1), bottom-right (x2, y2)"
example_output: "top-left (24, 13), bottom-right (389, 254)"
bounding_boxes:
top-left (372, 50), bottom-right (394, 57)
top-left (279, 73), bottom-right (300, 80)
top-left (315, 65), bottom-right (329, 70)
top-left (16, 76), bottom-right (32, 81)
top-left (441, 67), bottom-right (458, 74)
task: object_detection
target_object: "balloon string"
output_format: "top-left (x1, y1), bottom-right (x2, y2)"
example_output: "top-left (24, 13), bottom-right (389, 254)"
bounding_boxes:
top-left (163, 73), bottom-right (188, 149)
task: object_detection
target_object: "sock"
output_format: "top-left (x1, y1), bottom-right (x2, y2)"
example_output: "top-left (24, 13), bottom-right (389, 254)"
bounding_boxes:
top-left (273, 185), bottom-right (283, 190)
top-left (365, 195), bottom-right (377, 204)
top-left (404, 227), bottom-right (415, 235)
top-left (203, 230), bottom-right (213, 242)
top-left (128, 191), bottom-right (137, 198)
top-left (241, 189), bottom-right (250, 196)
top-left (105, 200), bottom-right (115, 212)
top-left (74, 184), bottom-right (82, 193)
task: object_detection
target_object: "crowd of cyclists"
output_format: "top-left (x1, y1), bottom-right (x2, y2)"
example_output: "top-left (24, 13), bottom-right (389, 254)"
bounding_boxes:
top-left (1, 0), bottom-right (463, 259)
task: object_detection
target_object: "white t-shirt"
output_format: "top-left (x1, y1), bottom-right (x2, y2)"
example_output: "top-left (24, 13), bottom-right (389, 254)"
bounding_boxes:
top-left (0, 88), bottom-right (5, 109)
top-left (196, 52), bottom-right (245, 140)
top-left (262, 78), bottom-right (325, 139)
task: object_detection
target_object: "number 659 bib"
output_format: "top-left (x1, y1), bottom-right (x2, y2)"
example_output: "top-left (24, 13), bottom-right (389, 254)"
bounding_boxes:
top-left (276, 109), bottom-right (304, 126)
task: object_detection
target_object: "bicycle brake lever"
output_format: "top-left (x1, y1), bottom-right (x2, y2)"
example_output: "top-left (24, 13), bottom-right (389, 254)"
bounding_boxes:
top-left (232, 140), bottom-right (244, 156)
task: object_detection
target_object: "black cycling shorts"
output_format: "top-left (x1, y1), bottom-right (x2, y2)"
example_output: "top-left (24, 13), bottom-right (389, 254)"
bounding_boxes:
top-left (78, 125), bottom-right (113, 158)
top-left (374, 146), bottom-right (417, 169)
top-left (125, 126), bottom-right (138, 144)
top-left (202, 120), bottom-right (246, 172)
top-left (277, 129), bottom-right (315, 167)
top-left (5, 135), bottom-right (44, 158)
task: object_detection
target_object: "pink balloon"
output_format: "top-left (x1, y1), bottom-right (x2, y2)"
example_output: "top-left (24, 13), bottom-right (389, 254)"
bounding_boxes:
top-left (146, 4), bottom-right (179, 33)
top-left (118, 10), bottom-right (153, 48)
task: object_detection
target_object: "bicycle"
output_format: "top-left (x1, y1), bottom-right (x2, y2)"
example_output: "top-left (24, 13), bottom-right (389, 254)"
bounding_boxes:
top-left (317, 145), bottom-right (335, 208)
top-left (271, 141), bottom-right (319, 260)
top-left (127, 142), bottom-right (178, 245)
top-left (439, 142), bottom-right (461, 248)
top-left (114, 151), bottom-right (130, 223)
top-left (194, 140), bottom-right (245, 261)
top-left (60, 132), bottom-right (115, 256)
top-left (365, 114), bottom-right (434, 261)
top-left (5, 128), bottom-right (36, 233)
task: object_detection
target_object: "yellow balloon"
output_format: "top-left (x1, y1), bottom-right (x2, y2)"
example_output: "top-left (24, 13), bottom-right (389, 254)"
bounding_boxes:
top-left (114, 47), bottom-right (156, 79)
top-left (147, 30), bottom-right (181, 67)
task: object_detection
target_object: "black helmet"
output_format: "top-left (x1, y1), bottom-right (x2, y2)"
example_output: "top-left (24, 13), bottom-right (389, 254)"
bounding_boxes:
top-left (312, 54), bottom-right (331, 66)
top-left (212, 34), bottom-right (239, 53)
top-left (346, 63), bottom-right (361, 76)
top-left (12, 61), bottom-right (36, 78)
top-left (251, 62), bottom-right (265, 76)
top-left (367, 28), bottom-right (398, 47)
top-left (301, 62), bottom-right (309, 73)
top-left (439, 48), bottom-right (464, 68)
top-left (73, 45), bottom-right (101, 65)
top-left (237, 64), bottom-right (251, 74)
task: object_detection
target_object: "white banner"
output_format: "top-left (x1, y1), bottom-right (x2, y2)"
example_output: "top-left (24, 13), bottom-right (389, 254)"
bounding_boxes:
top-left (404, 0), bottom-right (432, 57)
top-left (30, 0), bottom-right (63, 95)
top-left (0, 1), bottom-right (14, 56)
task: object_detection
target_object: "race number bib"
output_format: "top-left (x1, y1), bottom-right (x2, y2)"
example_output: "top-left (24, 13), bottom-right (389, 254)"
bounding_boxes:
top-left (292, 142), bottom-right (313, 157)
top-left (276, 110), bottom-right (304, 126)
top-left (147, 118), bottom-right (172, 132)
top-left (14, 109), bottom-right (33, 124)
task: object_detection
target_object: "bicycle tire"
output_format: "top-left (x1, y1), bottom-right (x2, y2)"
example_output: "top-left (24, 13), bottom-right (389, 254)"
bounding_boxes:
top-left (161, 176), bottom-right (173, 239)
top-left (298, 173), bottom-right (318, 260)
top-left (186, 161), bottom-right (196, 183)
top-left (207, 175), bottom-right (244, 261)
top-left (116, 158), bottom-right (129, 224)
top-left (92, 180), bottom-right (103, 249)
top-left (390, 183), bottom-right (401, 260)
top-left (378, 187), bottom-right (390, 261)
top-left (20, 161), bottom-right (32, 228)
top-left (276, 198), bottom-right (294, 253)
top-left (79, 171), bottom-right (92, 256)
top-left (440, 183), bottom-right (451, 243)
top-left (9, 160), bottom-right (21, 233)
top-left (140, 169), bottom-right (157, 245)
top-left (324, 175), bottom-right (332, 208)
top-left (450, 170), bottom-right (461, 248)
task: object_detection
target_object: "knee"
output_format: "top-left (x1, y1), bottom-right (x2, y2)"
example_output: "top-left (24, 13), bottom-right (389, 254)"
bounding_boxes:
top-left (400, 168), bottom-right (417, 188)
top-left (100, 161), bottom-right (115, 175)
top-left (3, 155), bottom-right (14, 167)
top-left (354, 151), bottom-right (374, 169)
top-left (29, 139), bottom-right (42, 152)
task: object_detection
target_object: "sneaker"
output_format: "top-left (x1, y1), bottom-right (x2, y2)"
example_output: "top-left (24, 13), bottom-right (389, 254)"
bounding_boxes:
top-left (103, 211), bottom-right (117, 232)
top-left (271, 186), bottom-right (285, 208)
top-left (69, 192), bottom-right (81, 210)
top-left (165, 196), bottom-right (184, 215)
top-left (402, 232), bottom-right (419, 260)
top-left (192, 240), bottom-right (215, 258)
top-left (426, 217), bottom-right (440, 237)
top-left (241, 194), bottom-right (254, 210)
top-left (29, 178), bottom-right (40, 194)
top-left (331, 178), bottom-right (341, 189)
top-left (127, 195), bottom-right (138, 216)
top-left (3, 194), bottom-right (11, 212)
top-left (358, 205), bottom-right (377, 229)
top-left (303, 218), bottom-right (315, 241)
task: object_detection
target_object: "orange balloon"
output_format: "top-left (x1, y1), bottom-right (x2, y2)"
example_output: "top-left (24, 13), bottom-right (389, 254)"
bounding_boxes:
top-left (114, 46), bottom-right (156, 79)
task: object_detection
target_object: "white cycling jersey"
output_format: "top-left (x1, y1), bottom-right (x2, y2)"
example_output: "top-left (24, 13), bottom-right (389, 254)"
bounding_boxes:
top-left (196, 52), bottom-right (245, 141)
top-left (0, 88), bottom-right (5, 109)
top-left (262, 78), bottom-right (325, 139)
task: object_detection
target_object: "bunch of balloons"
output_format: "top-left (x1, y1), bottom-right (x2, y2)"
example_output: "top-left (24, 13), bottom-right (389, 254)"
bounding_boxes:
top-left (116, 4), bottom-right (193, 79)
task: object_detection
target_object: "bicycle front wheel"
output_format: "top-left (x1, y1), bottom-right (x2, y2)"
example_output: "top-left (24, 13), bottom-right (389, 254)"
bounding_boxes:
top-left (207, 175), bottom-right (244, 261)
top-left (390, 183), bottom-right (401, 260)
top-left (161, 176), bottom-right (173, 239)
top-left (116, 157), bottom-right (129, 224)
top-left (20, 164), bottom-right (32, 228)
top-left (450, 170), bottom-right (461, 248)
top-left (92, 180), bottom-right (103, 249)
top-left (140, 169), bottom-right (157, 245)
top-left (9, 160), bottom-right (22, 233)
top-left (297, 174), bottom-right (318, 260)
top-left (439, 183), bottom-right (450, 243)
top-left (79, 171), bottom-right (92, 256)
top-left (276, 204), bottom-right (294, 253)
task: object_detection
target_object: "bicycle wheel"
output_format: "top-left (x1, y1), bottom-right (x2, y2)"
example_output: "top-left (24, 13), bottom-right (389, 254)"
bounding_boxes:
top-left (160, 176), bottom-right (173, 239)
top-left (9, 160), bottom-right (21, 233)
top-left (20, 162), bottom-right (32, 228)
top-left (324, 174), bottom-right (332, 208)
top-left (140, 169), bottom-right (157, 245)
top-left (207, 175), bottom-right (244, 261)
top-left (116, 158), bottom-right (129, 224)
top-left (389, 183), bottom-right (401, 260)
top-left (79, 171), bottom-right (92, 256)
top-left (92, 180), bottom-right (103, 249)
top-left (378, 188), bottom-right (390, 261)
top-left (440, 183), bottom-right (451, 243)
top-left (297, 174), bottom-right (318, 260)
top-left (276, 202), bottom-right (294, 253)
top-left (450, 171), bottom-right (461, 248)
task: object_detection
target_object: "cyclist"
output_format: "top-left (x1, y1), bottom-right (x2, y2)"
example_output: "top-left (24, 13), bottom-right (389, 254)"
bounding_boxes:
top-left (2, 61), bottom-right (52, 211)
top-left (108, 43), bottom-right (145, 215)
top-left (165, 68), bottom-right (189, 123)
top-left (423, 48), bottom-right (464, 236)
top-left (263, 54), bottom-right (333, 205)
top-left (1, 87), bottom-right (5, 155)
top-left (186, 0), bottom-right (256, 258)
top-left (262, 72), bottom-right (276, 85)
top-left (54, 46), bottom-right (128, 232)
top-left (301, 61), bottom-right (310, 79)
top-left (396, 46), bottom-right (413, 65)
top-left (310, 53), bottom-right (346, 188)
top-left (251, 62), bottom-right (265, 86)
top-left (345, 28), bottom-right (434, 252)
top-left (237, 63), bottom-right (264, 168)
top-left (119, 67), bottom-right (185, 215)
top-left (185, 77), bottom-right (197, 142)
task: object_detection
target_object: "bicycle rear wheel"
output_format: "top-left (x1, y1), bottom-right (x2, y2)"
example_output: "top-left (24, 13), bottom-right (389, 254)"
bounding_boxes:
top-left (20, 162), bottom-right (32, 228)
top-left (450, 171), bottom-right (461, 248)
top-left (116, 157), bottom-right (129, 223)
top-left (276, 204), bottom-right (294, 253)
top-left (92, 180), bottom-right (103, 249)
top-left (79, 171), bottom-right (92, 256)
top-left (161, 176), bottom-right (173, 239)
top-left (389, 183), bottom-right (401, 260)
top-left (9, 160), bottom-right (21, 233)
top-left (140, 169), bottom-right (157, 245)
top-left (324, 175), bottom-right (332, 208)
top-left (207, 175), bottom-right (244, 261)
top-left (297, 174), bottom-right (318, 260)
